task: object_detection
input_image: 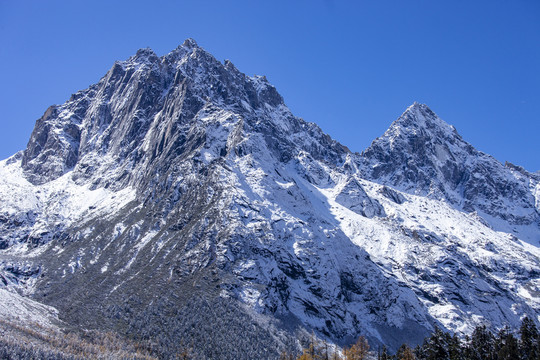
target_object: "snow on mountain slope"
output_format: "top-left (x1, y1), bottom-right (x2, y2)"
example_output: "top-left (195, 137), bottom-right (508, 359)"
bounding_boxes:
top-left (0, 153), bottom-right (136, 254)
top-left (196, 129), bottom-right (436, 348)
top-left (361, 102), bottom-right (540, 245)
top-left (0, 39), bottom-right (538, 357)
top-left (0, 288), bottom-right (61, 329)
top-left (318, 176), bottom-right (540, 332)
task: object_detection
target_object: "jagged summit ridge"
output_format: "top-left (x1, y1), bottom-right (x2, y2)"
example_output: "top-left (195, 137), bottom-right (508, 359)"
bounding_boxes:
top-left (392, 102), bottom-right (458, 134)
top-left (361, 102), bottom-right (471, 197)
top-left (20, 40), bottom-right (343, 190)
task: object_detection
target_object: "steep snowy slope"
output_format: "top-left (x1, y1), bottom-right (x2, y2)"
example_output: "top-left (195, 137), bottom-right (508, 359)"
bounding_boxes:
top-left (361, 103), bottom-right (540, 244)
top-left (0, 39), bottom-right (539, 357)
top-left (0, 287), bottom-right (61, 328)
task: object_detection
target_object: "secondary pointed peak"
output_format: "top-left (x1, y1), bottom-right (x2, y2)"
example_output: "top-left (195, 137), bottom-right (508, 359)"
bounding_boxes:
top-left (362, 103), bottom-right (466, 169)
top-left (391, 102), bottom-right (457, 136)
top-left (166, 38), bottom-right (201, 61)
top-left (401, 102), bottom-right (437, 120)
top-left (129, 47), bottom-right (158, 63)
top-left (182, 38), bottom-right (199, 48)
top-left (135, 47), bottom-right (156, 56)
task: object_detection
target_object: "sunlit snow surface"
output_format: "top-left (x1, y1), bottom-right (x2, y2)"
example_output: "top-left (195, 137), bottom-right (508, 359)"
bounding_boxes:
top-left (205, 113), bottom-right (540, 342)
top-left (0, 155), bottom-right (136, 256)
top-left (0, 287), bottom-right (60, 329)
top-left (317, 176), bottom-right (540, 333)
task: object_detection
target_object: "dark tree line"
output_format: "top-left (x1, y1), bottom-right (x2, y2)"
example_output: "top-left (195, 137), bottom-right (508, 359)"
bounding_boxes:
top-left (379, 316), bottom-right (540, 360)
top-left (285, 317), bottom-right (540, 360)
top-left (2, 313), bottom-right (539, 359)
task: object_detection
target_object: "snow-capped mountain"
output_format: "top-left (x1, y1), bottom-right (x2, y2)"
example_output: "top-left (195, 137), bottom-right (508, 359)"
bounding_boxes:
top-left (1, 39), bottom-right (539, 358)
top-left (361, 103), bottom-right (540, 244)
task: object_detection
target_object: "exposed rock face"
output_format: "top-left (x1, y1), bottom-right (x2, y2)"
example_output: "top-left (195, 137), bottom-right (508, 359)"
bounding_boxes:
top-left (379, 185), bottom-right (406, 205)
top-left (0, 40), bottom-right (539, 358)
top-left (361, 102), bottom-right (540, 241)
top-left (22, 105), bottom-right (81, 185)
top-left (335, 178), bottom-right (386, 218)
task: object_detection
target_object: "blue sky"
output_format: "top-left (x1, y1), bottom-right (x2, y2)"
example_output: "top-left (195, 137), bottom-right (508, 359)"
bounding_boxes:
top-left (1, 0), bottom-right (539, 171)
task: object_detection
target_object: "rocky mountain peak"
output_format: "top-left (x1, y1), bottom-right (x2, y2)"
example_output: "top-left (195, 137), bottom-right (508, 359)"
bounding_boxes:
top-left (361, 103), bottom-right (468, 186)
top-left (1, 40), bottom-right (540, 358)
top-left (130, 47), bottom-right (159, 63)
top-left (182, 37), bottom-right (199, 48)
top-left (18, 39), bottom-right (340, 192)
top-left (402, 101), bottom-right (435, 118)
top-left (384, 102), bottom-right (460, 145)
top-left (361, 103), bottom-right (539, 241)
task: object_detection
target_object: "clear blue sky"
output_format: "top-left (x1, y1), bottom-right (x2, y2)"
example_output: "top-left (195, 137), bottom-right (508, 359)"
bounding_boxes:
top-left (1, 0), bottom-right (539, 171)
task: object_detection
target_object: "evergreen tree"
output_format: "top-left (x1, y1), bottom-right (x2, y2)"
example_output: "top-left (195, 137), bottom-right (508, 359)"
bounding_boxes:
top-left (396, 344), bottom-right (416, 360)
top-left (378, 345), bottom-right (390, 360)
top-left (289, 319), bottom-right (540, 360)
top-left (467, 324), bottom-right (495, 360)
top-left (422, 327), bottom-right (450, 360)
top-left (519, 316), bottom-right (539, 360)
top-left (414, 344), bottom-right (426, 360)
top-left (448, 333), bottom-right (463, 360)
top-left (495, 326), bottom-right (518, 360)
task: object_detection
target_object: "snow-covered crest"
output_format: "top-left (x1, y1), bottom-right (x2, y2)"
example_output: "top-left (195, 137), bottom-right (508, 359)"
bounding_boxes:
top-left (361, 102), bottom-right (539, 243)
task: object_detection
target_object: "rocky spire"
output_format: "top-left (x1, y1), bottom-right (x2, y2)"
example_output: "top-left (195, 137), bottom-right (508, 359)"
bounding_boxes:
top-left (361, 102), bottom-right (539, 233)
